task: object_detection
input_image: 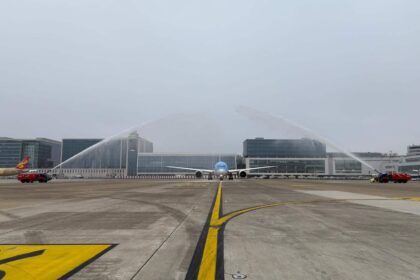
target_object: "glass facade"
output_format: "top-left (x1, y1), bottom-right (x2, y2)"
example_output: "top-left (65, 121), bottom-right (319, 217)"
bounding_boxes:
top-left (399, 164), bottom-right (420, 174)
top-left (407, 145), bottom-right (420, 156)
top-left (0, 139), bottom-right (23, 168)
top-left (398, 144), bottom-right (420, 175)
top-left (126, 133), bottom-right (139, 176)
top-left (61, 134), bottom-right (153, 170)
top-left (334, 159), bottom-right (362, 174)
top-left (243, 138), bottom-right (326, 158)
top-left (0, 138), bottom-right (60, 168)
top-left (248, 159), bottom-right (326, 174)
top-left (137, 154), bottom-right (237, 174)
top-left (37, 138), bottom-right (62, 167)
top-left (22, 142), bottom-right (38, 169)
top-left (405, 156), bottom-right (420, 163)
top-left (61, 139), bottom-right (103, 163)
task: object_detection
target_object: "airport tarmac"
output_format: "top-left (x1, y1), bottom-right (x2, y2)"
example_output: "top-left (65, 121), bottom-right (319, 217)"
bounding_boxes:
top-left (1, 179), bottom-right (420, 279)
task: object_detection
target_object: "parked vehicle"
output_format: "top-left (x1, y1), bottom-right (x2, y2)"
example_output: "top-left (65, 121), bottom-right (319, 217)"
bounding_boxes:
top-left (17, 172), bottom-right (52, 183)
top-left (371, 172), bottom-right (412, 183)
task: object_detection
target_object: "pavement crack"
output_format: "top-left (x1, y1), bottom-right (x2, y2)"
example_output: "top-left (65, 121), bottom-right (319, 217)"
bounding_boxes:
top-left (129, 206), bottom-right (195, 280)
top-left (129, 186), bottom-right (211, 280)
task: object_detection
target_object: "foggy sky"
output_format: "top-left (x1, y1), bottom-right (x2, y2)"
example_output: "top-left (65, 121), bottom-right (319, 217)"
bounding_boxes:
top-left (1, 0), bottom-right (419, 154)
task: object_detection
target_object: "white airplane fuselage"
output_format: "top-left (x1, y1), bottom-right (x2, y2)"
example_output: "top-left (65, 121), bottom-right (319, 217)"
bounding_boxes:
top-left (0, 157), bottom-right (31, 177)
top-left (214, 161), bottom-right (229, 179)
top-left (0, 168), bottom-right (23, 177)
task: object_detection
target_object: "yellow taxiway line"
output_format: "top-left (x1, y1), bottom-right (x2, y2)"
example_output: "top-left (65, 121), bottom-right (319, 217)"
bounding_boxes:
top-left (190, 185), bottom-right (420, 280)
top-left (197, 183), bottom-right (222, 280)
top-left (197, 226), bottom-right (219, 280)
top-left (195, 182), bottom-right (283, 280)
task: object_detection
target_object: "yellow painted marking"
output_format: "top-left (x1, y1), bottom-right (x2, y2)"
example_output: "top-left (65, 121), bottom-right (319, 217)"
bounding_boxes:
top-left (197, 227), bottom-right (219, 280)
top-left (0, 244), bottom-right (113, 279)
top-left (214, 202), bottom-right (283, 227)
top-left (197, 182), bottom-right (283, 279)
top-left (210, 183), bottom-right (223, 225)
top-left (196, 185), bottom-right (420, 279)
top-left (198, 182), bottom-right (222, 280)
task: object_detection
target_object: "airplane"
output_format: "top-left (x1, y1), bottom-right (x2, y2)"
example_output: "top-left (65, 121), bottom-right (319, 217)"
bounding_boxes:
top-left (167, 161), bottom-right (274, 180)
top-left (0, 156), bottom-right (30, 177)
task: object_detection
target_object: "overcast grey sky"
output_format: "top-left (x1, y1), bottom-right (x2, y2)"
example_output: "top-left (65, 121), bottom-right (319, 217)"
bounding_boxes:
top-left (1, 0), bottom-right (419, 154)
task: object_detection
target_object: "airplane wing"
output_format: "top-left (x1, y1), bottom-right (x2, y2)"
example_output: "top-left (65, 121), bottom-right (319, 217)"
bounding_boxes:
top-left (230, 166), bottom-right (275, 172)
top-left (166, 166), bottom-right (214, 173)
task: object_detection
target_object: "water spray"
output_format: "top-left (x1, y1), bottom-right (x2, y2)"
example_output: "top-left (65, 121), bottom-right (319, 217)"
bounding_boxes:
top-left (236, 106), bottom-right (379, 173)
top-left (49, 126), bottom-right (140, 172)
top-left (48, 113), bottom-right (188, 173)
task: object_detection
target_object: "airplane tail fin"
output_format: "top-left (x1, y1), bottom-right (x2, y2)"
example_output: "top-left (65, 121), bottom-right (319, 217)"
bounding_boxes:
top-left (16, 156), bottom-right (30, 170)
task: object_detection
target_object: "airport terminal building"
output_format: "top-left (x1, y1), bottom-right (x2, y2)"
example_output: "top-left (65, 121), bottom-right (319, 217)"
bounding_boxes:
top-left (61, 138), bottom-right (103, 164)
top-left (243, 138), bottom-right (328, 176)
top-left (243, 138), bottom-right (402, 177)
top-left (399, 145), bottom-right (420, 176)
top-left (58, 132), bottom-right (153, 177)
top-left (54, 136), bottom-right (405, 178)
top-left (137, 153), bottom-right (238, 175)
top-left (2, 133), bottom-right (415, 179)
top-left (327, 152), bottom-right (401, 176)
top-left (0, 137), bottom-right (61, 168)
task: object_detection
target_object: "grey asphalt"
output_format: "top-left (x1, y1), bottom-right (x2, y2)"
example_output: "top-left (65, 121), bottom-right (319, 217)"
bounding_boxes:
top-left (0, 179), bottom-right (420, 279)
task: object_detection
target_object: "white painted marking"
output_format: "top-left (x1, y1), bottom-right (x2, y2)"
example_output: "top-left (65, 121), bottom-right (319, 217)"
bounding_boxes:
top-left (298, 190), bottom-right (420, 216)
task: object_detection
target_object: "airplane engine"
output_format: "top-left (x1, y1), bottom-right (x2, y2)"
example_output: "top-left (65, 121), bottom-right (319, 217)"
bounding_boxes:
top-left (239, 171), bottom-right (247, 178)
top-left (195, 171), bottom-right (203, 178)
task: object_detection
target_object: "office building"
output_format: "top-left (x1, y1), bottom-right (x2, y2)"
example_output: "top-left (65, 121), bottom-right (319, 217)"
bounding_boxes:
top-left (242, 138), bottom-right (403, 176)
top-left (399, 145), bottom-right (420, 175)
top-left (243, 138), bottom-right (327, 158)
top-left (243, 138), bottom-right (327, 175)
top-left (61, 139), bottom-right (103, 163)
top-left (328, 152), bottom-right (401, 176)
top-left (60, 133), bottom-right (153, 175)
top-left (0, 137), bottom-right (61, 168)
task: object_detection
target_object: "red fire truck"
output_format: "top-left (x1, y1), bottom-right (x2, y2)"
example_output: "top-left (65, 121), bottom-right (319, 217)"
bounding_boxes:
top-left (17, 172), bottom-right (52, 183)
top-left (371, 172), bottom-right (412, 183)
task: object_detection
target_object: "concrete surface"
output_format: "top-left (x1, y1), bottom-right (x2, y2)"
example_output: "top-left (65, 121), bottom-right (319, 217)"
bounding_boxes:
top-left (0, 179), bottom-right (419, 279)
